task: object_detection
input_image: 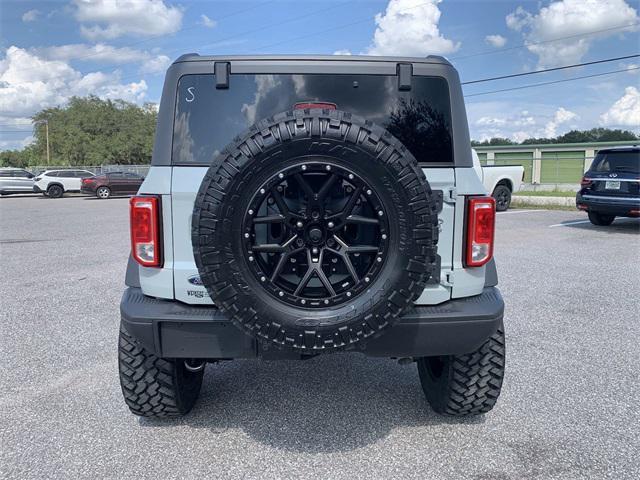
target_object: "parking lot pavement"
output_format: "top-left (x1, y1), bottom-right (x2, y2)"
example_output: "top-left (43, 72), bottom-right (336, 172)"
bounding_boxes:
top-left (1, 196), bottom-right (639, 480)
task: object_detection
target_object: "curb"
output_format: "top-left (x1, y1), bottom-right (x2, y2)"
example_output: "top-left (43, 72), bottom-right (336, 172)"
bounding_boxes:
top-left (512, 195), bottom-right (575, 207)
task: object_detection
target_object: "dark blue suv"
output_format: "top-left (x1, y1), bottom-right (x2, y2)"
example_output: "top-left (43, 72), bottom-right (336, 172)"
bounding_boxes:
top-left (577, 146), bottom-right (640, 226)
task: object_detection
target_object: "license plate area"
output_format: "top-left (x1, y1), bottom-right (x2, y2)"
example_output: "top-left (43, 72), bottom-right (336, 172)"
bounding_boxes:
top-left (605, 181), bottom-right (620, 190)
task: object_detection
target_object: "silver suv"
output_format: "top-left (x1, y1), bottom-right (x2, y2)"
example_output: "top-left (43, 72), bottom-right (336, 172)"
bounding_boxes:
top-left (0, 168), bottom-right (35, 195)
top-left (118, 55), bottom-right (506, 418)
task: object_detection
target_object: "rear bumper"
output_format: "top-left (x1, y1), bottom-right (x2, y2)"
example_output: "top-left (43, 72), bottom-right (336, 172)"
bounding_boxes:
top-left (33, 185), bottom-right (44, 193)
top-left (80, 186), bottom-right (96, 194)
top-left (121, 286), bottom-right (505, 359)
top-left (576, 193), bottom-right (640, 216)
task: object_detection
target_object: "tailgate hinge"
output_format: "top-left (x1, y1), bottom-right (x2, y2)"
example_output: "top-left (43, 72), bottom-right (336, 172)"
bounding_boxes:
top-left (443, 187), bottom-right (457, 204)
top-left (441, 271), bottom-right (455, 287)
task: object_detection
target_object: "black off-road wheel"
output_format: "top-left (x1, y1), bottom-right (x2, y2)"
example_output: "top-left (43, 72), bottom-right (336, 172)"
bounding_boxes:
top-left (417, 327), bottom-right (505, 416)
top-left (192, 109), bottom-right (439, 353)
top-left (492, 184), bottom-right (512, 212)
top-left (46, 184), bottom-right (64, 198)
top-left (118, 324), bottom-right (204, 417)
top-left (588, 211), bottom-right (615, 226)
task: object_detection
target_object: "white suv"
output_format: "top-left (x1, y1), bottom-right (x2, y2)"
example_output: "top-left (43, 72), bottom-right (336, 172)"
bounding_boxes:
top-left (33, 169), bottom-right (95, 198)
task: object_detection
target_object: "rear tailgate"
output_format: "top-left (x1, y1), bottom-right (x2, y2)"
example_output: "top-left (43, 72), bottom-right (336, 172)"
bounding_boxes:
top-left (170, 166), bottom-right (460, 305)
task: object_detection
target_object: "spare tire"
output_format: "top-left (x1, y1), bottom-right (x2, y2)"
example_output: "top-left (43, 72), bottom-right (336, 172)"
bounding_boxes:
top-left (192, 109), bottom-right (439, 352)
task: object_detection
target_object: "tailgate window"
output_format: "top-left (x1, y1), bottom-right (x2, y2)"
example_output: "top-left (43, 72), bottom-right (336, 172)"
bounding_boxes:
top-left (172, 74), bottom-right (453, 166)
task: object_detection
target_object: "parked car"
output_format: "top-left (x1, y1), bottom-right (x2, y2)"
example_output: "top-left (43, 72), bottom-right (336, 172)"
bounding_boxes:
top-left (472, 149), bottom-right (525, 211)
top-left (118, 54), bottom-right (505, 419)
top-left (33, 169), bottom-right (95, 198)
top-left (81, 172), bottom-right (145, 199)
top-left (576, 145), bottom-right (640, 225)
top-left (0, 167), bottom-right (36, 195)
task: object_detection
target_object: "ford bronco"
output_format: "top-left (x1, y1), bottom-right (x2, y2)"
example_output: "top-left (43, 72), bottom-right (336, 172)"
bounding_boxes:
top-left (118, 54), bottom-right (505, 418)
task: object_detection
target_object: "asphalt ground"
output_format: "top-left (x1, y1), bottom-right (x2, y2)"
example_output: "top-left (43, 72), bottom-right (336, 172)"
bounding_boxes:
top-left (1, 195), bottom-right (639, 479)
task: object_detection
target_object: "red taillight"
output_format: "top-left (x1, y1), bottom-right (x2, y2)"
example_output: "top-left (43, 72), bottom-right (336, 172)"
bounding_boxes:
top-left (130, 196), bottom-right (162, 267)
top-left (580, 176), bottom-right (592, 188)
top-left (294, 102), bottom-right (337, 110)
top-left (465, 196), bottom-right (495, 267)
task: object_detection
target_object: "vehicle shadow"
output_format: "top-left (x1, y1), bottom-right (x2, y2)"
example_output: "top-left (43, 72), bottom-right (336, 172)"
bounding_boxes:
top-left (562, 218), bottom-right (640, 235)
top-left (138, 354), bottom-right (485, 453)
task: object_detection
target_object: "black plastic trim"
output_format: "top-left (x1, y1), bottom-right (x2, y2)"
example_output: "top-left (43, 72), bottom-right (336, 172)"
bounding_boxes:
top-left (397, 63), bottom-right (412, 91)
top-left (484, 258), bottom-right (498, 287)
top-left (214, 62), bottom-right (230, 89)
top-left (121, 287), bottom-right (504, 359)
top-left (125, 254), bottom-right (140, 288)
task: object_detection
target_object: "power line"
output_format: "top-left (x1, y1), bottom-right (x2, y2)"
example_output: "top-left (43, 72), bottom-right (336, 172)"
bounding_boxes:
top-left (464, 67), bottom-right (640, 97)
top-left (462, 54), bottom-right (640, 85)
top-left (451, 22), bottom-right (639, 61)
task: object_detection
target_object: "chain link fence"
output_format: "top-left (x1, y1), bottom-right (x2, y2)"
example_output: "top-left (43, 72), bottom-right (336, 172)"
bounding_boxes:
top-left (29, 165), bottom-right (151, 177)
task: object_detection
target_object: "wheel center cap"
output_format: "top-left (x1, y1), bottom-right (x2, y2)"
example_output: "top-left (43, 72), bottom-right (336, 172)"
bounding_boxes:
top-left (308, 227), bottom-right (323, 244)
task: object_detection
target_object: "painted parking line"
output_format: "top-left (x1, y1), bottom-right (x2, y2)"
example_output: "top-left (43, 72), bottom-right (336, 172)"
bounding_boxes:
top-left (549, 220), bottom-right (591, 228)
top-left (497, 209), bottom-right (548, 215)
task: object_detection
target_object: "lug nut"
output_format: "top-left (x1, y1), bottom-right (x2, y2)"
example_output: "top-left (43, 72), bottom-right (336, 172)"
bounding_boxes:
top-left (261, 276), bottom-right (266, 282)
top-left (301, 165), bottom-right (307, 171)
top-left (346, 292), bottom-right (352, 297)
top-left (301, 299), bottom-right (306, 305)
top-left (348, 174), bottom-right (354, 180)
top-left (378, 210), bottom-right (384, 216)
top-left (326, 165), bottom-right (331, 171)
top-left (248, 209), bottom-right (254, 215)
top-left (312, 247), bottom-right (319, 255)
top-left (324, 299), bottom-right (329, 304)
top-left (327, 221), bottom-right (334, 228)
top-left (365, 277), bottom-right (370, 283)
top-left (377, 257), bottom-right (382, 262)
top-left (296, 221), bottom-right (304, 228)
top-left (381, 234), bottom-right (387, 240)
top-left (244, 233), bottom-right (250, 238)
top-left (366, 189), bottom-right (372, 195)
top-left (260, 188), bottom-right (265, 194)
top-left (279, 291), bottom-right (284, 297)
top-left (248, 256), bottom-right (254, 262)
top-left (278, 173), bottom-right (284, 179)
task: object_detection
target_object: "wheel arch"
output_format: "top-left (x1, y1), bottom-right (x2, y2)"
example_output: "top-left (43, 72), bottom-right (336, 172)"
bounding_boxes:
top-left (493, 178), bottom-right (513, 193)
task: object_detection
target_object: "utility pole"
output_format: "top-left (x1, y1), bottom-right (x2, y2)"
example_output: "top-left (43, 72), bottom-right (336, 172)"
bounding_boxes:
top-left (34, 120), bottom-right (50, 165)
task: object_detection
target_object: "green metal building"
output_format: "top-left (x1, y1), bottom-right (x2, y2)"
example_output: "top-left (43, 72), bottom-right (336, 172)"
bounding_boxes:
top-left (473, 140), bottom-right (638, 186)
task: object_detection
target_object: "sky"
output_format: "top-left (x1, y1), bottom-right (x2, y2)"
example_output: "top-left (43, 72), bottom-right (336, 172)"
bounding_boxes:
top-left (0, 0), bottom-right (638, 151)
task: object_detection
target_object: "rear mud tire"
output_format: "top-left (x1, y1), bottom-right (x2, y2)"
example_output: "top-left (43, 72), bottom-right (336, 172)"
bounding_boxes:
top-left (417, 327), bottom-right (505, 416)
top-left (118, 324), bottom-right (204, 417)
top-left (192, 109), bottom-right (440, 353)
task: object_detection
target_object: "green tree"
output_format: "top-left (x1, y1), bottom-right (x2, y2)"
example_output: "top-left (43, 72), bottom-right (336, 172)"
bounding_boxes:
top-left (473, 128), bottom-right (639, 147)
top-left (0, 96), bottom-right (158, 167)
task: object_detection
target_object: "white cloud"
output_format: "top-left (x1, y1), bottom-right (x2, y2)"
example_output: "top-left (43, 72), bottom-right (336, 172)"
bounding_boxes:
top-left (22, 9), bottom-right (41, 22)
top-left (600, 86), bottom-right (640, 126)
top-left (468, 102), bottom-right (585, 142)
top-left (139, 55), bottom-right (171, 74)
top-left (333, 49), bottom-right (352, 56)
top-left (199, 14), bottom-right (216, 28)
top-left (506, 0), bottom-right (639, 68)
top-left (0, 46), bottom-right (148, 121)
top-left (32, 43), bottom-right (170, 75)
top-left (485, 34), bottom-right (507, 48)
top-left (366, 0), bottom-right (460, 56)
top-left (73, 0), bottom-right (183, 40)
top-left (621, 62), bottom-right (640, 74)
top-left (544, 107), bottom-right (578, 137)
